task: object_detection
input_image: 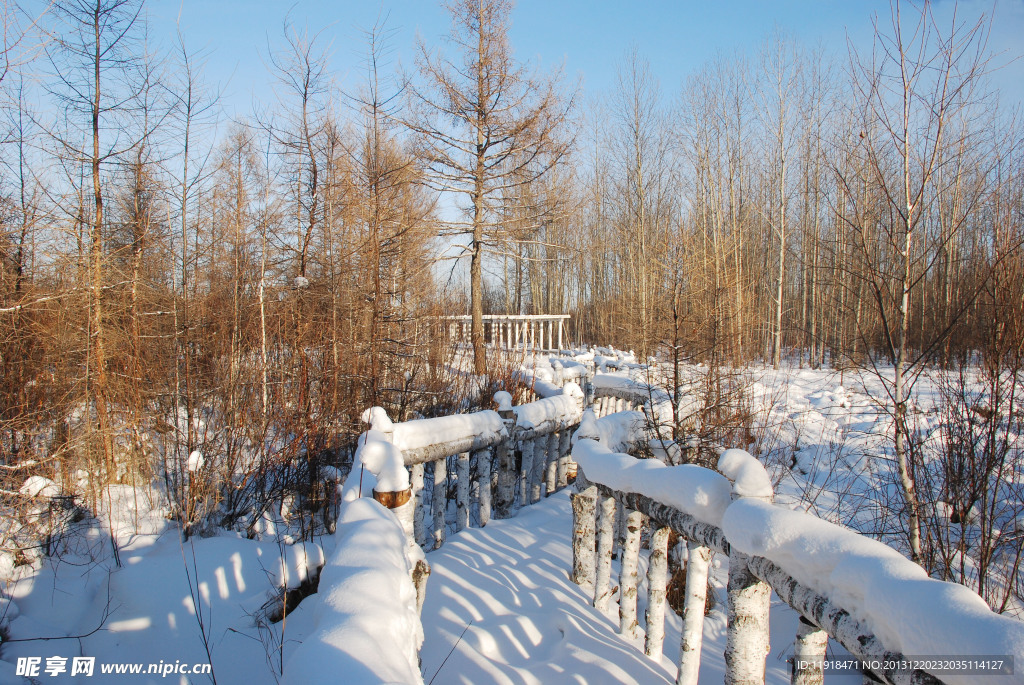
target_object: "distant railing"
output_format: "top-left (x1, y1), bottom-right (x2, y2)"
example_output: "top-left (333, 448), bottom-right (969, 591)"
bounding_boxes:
top-left (445, 314), bottom-right (571, 351)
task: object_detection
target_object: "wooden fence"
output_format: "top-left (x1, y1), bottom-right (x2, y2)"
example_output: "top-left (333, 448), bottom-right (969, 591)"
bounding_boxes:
top-left (345, 354), bottom-right (1023, 685)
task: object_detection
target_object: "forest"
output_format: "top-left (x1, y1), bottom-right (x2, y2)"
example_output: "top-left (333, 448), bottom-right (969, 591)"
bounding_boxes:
top-left (0, 0), bottom-right (1022, 602)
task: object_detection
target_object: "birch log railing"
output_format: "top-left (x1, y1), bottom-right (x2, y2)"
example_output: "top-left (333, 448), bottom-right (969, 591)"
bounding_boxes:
top-left (339, 373), bottom-right (588, 684)
top-left (569, 408), bottom-right (1024, 685)
top-left (360, 380), bottom-right (586, 554)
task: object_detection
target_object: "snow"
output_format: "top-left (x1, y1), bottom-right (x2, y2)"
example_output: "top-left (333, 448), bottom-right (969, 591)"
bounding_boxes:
top-left (492, 390), bottom-right (513, 412)
top-left (515, 364), bottom-right (563, 398)
top-left (187, 450), bottom-right (205, 472)
top-left (527, 377), bottom-right (564, 398)
top-left (572, 438), bottom-right (732, 527)
top-left (282, 499), bottom-right (423, 685)
top-left (572, 407), bottom-right (647, 453)
top-left (361, 406), bottom-right (395, 433)
top-left (419, 489), bottom-right (802, 685)
top-left (648, 437), bottom-right (682, 464)
top-left (593, 372), bottom-right (660, 398)
top-left (717, 448), bottom-right (773, 499)
top-left (723, 498), bottom-right (1024, 685)
top-left (555, 359), bottom-right (588, 382)
top-left (512, 392), bottom-right (581, 432)
top-left (592, 371), bottom-right (674, 422)
top-left (391, 411), bottom-right (506, 453)
top-left (18, 476), bottom-right (59, 499)
top-left (1, 357), bottom-right (1020, 685)
top-left (0, 525), bottom-right (329, 684)
top-left (342, 431), bottom-right (410, 501)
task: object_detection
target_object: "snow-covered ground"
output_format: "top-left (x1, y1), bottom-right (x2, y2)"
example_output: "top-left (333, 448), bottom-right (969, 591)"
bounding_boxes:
top-left (0, 489), bottom-right (862, 685)
top-left (420, 489), bottom-right (818, 685)
top-left (0, 486), bottom-right (327, 684)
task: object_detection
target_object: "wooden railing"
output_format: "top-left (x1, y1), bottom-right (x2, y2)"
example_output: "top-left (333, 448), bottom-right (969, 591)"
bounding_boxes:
top-left (569, 394), bottom-right (1023, 685)
top-left (445, 314), bottom-right (572, 351)
top-left (360, 381), bottom-right (588, 557)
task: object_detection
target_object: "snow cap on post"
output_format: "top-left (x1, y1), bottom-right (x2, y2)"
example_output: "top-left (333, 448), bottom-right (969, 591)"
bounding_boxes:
top-left (717, 448), bottom-right (773, 500)
top-left (361, 406), bottom-right (395, 436)
top-left (562, 381), bottom-right (585, 410)
top-left (362, 439), bottom-right (409, 494)
top-left (342, 430), bottom-right (411, 504)
top-left (573, 408), bottom-right (601, 444)
top-left (493, 391), bottom-right (513, 412)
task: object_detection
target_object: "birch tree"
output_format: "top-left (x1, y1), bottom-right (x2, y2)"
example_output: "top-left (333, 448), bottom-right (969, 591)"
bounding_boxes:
top-left (841, 0), bottom-right (993, 563)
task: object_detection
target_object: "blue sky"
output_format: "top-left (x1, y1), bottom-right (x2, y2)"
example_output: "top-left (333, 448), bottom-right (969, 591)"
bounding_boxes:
top-left (143, 0), bottom-right (1024, 119)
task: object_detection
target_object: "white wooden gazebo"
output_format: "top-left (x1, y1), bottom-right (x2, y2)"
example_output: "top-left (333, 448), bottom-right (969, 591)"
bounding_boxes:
top-left (446, 314), bottom-right (570, 351)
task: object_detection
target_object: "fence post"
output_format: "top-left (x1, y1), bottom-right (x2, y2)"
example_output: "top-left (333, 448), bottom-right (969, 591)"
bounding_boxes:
top-left (725, 552), bottom-right (771, 685)
top-left (583, 359), bottom-right (595, 407)
top-left (594, 493), bottom-right (616, 611)
top-left (722, 451), bottom-right (773, 685)
top-left (456, 451), bottom-right (470, 532)
top-left (432, 458), bottom-right (447, 550)
top-left (360, 407), bottom-right (429, 619)
top-left (531, 436), bottom-right (546, 504)
top-left (544, 430), bottom-right (559, 497)
top-left (679, 541), bottom-right (713, 685)
top-left (557, 429), bottom-right (572, 488)
top-left (618, 508), bottom-right (644, 638)
top-left (644, 526), bottom-right (670, 658)
top-left (571, 482), bottom-right (597, 589)
top-left (475, 447), bottom-right (492, 527)
top-left (791, 616), bottom-right (827, 685)
top-left (520, 437), bottom-right (535, 509)
top-left (494, 394), bottom-right (517, 519)
top-left (410, 463), bottom-right (426, 548)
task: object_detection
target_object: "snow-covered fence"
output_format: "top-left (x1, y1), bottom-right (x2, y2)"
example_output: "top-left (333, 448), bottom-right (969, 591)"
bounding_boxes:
top-left (360, 384), bottom-right (585, 554)
top-left (591, 373), bottom-right (665, 418)
top-left (281, 498), bottom-right (425, 685)
top-left (569, 428), bottom-right (1024, 685)
top-left (324, 362), bottom-right (590, 684)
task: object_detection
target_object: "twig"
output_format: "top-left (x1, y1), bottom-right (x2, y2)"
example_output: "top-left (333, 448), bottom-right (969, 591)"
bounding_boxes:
top-left (428, 619), bottom-right (472, 685)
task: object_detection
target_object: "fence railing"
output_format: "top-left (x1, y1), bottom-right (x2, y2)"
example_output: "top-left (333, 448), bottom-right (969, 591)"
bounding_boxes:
top-left (290, 359), bottom-right (598, 685)
top-left (361, 386), bottom-right (585, 551)
top-left (569, 401), bottom-right (1024, 685)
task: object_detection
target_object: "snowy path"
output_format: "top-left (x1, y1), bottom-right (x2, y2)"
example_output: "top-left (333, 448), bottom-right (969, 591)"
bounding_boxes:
top-left (418, 491), bottom-right (814, 685)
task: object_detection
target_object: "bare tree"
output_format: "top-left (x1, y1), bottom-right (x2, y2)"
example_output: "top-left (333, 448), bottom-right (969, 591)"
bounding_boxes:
top-left (840, 0), bottom-right (993, 563)
top-left (406, 0), bottom-right (574, 374)
top-left (753, 33), bottom-right (801, 369)
top-left (45, 0), bottom-right (152, 486)
top-left (608, 48), bottom-right (675, 361)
